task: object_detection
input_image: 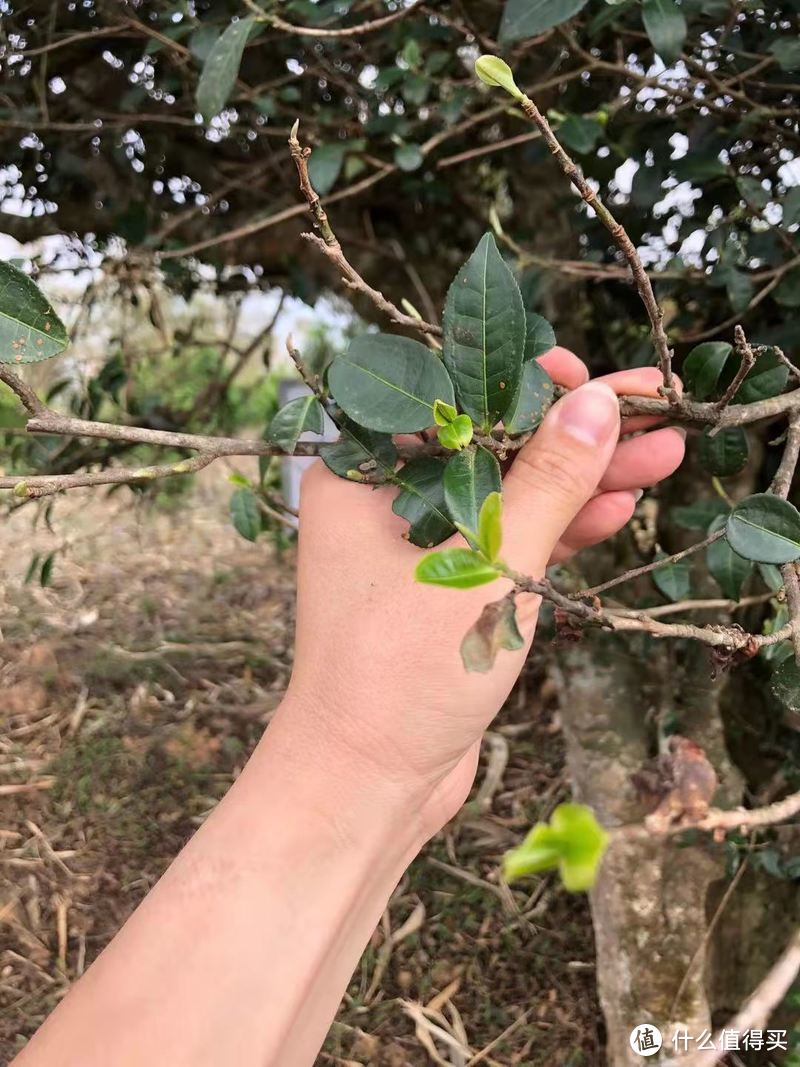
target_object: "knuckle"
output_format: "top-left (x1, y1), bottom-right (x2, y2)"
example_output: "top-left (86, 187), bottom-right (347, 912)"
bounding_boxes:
top-left (514, 442), bottom-right (595, 503)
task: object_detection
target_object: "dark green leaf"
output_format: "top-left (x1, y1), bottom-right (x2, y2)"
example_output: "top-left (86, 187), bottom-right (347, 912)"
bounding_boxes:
top-left (706, 515), bottom-right (752, 600)
top-left (39, 551), bottom-right (55, 588)
top-left (771, 656), bottom-right (800, 715)
top-left (642, 0), bottom-right (687, 62)
top-left (672, 499), bottom-right (728, 531)
top-left (770, 39), bottom-right (800, 72)
top-left (698, 427), bottom-right (748, 477)
top-left (682, 341), bottom-right (732, 400)
top-left (652, 552), bottom-right (692, 601)
top-left (558, 115), bottom-right (603, 154)
top-left (0, 261), bottom-right (69, 364)
top-left (672, 152), bottom-right (727, 182)
top-left (461, 594), bottom-right (524, 672)
top-left (737, 176), bottom-right (769, 211)
top-left (440, 88), bottom-right (470, 124)
top-left (587, 0), bottom-right (636, 34)
top-left (503, 803), bottom-right (608, 892)
top-left (23, 553), bottom-right (41, 585)
top-left (734, 349), bottom-right (789, 404)
top-left (266, 395), bottom-right (324, 453)
top-left (402, 38), bottom-right (421, 67)
top-left (230, 487), bottom-right (261, 542)
top-left (319, 422), bottom-right (397, 483)
top-left (196, 17), bottom-right (255, 122)
top-left (499, 0), bottom-right (590, 43)
top-left (258, 455), bottom-right (271, 486)
top-left (415, 547), bottom-right (501, 589)
top-left (726, 494), bottom-right (800, 564)
top-left (328, 334), bottom-right (455, 433)
top-left (443, 232), bottom-right (525, 430)
top-left (724, 269), bottom-right (754, 314)
top-left (402, 72), bottom-right (429, 106)
top-left (630, 164), bottom-right (665, 209)
top-left (504, 359), bottom-right (555, 434)
top-left (524, 312), bottom-right (556, 361)
top-left (758, 563), bottom-right (784, 593)
top-left (394, 143), bottom-right (424, 172)
top-left (444, 448), bottom-right (501, 548)
top-left (374, 65), bottom-right (405, 91)
top-left (392, 458), bottom-right (455, 547)
top-left (775, 269), bottom-right (800, 308)
top-left (253, 94), bottom-right (278, 118)
top-left (189, 23), bottom-right (221, 62)
top-left (762, 609), bottom-right (791, 663)
top-left (307, 143), bottom-right (347, 195)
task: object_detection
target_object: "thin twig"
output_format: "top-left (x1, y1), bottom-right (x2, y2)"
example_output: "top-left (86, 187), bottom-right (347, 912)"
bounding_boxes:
top-left (768, 410), bottom-right (800, 660)
top-left (505, 566), bottom-right (791, 653)
top-left (668, 856), bottom-right (749, 1020)
top-left (618, 786), bottom-right (800, 839)
top-left (285, 335), bottom-right (326, 400)
top-left (574, 530), bottom-right (725, 599)
top-left (516, 91), bottom-right (677, 399)
top-left (682, 927), bottom-right (800, 1067)
top-left (774, 345), bottom-right (800, 383)
top-left (245, 0), bottom-right (424, 37)
top-left (714, 324), bottom-right (757, 411)
top-left (0, 366), bottom-right (46, 416)
top-left (288, 122), bottom-right (441, 338)
top-left (0, 453), bottom-right (217, 499)
top-left (605, 593), bottom-right (775, 618)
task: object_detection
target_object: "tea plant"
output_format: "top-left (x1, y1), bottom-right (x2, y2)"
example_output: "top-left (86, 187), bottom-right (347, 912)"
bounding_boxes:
top-left (3, 53), bottom-right (800, 899)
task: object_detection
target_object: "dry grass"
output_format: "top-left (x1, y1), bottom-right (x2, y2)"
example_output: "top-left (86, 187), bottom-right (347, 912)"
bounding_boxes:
top-left (0, 467), bottom-right (601, 1066)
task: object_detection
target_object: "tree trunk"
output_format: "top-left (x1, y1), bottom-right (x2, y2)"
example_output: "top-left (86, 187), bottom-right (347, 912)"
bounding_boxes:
top-left (552, 633), bottom-right (744, 1065)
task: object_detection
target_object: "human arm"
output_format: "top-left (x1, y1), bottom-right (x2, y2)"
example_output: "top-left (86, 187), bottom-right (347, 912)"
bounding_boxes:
top-left (14, 351), bottom-right (684, 1067)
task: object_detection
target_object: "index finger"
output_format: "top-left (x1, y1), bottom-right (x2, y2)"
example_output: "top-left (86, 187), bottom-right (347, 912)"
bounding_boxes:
top-left (594, 366), bottom-right (683, 434)
top-left (536, 345), bottom-right (589, 390)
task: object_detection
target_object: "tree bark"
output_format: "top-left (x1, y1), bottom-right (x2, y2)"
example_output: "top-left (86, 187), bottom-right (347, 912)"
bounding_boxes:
top-left (552, 633), bottom-right (744, 1065)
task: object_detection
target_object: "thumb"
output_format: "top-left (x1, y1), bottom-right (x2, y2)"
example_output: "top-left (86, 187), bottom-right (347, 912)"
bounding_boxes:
top-left (502, 381), bottom-right (620, 577)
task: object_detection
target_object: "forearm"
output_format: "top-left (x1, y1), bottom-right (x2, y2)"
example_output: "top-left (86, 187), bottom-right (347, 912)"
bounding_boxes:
top-left (14, 696), bottom-right (427, 1067)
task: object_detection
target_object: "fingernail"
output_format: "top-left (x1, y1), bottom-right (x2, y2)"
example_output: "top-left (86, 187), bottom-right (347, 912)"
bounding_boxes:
top-left (671, 426), bottom-right (688, 441)
top-left (632, 488), bottom-right (644, 502)
top-left (552, 382), bottom-right (619, 447)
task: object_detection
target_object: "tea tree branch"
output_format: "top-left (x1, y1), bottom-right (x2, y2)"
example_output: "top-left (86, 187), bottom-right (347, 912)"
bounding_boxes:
top-left (606, 593), bottom-right (775, 618)
top-left (0, 453), bottom-right (217, 499)
top-left (769, 412), bottom-right (800, 661)
top-left (620, 784), bottom-right (800, 839)
top-left (504, 568), bottom-right (791, 652)
top-left (0, 365), bottom-right (46, 416)
top-left (574, 530), bottom-right (726, 599)
top-left (288, 122), bottom-right (442, 340)
top-left (714, 324), bottom-right (757, 411)
top-left (244, 0), bottom-right (425, 38)
top-left (513, 91), bottom-right (678, 400)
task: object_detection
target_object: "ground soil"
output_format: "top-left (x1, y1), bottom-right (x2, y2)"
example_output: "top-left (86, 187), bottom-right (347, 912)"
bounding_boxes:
top-left (0, 466), bottom-right (601, 1066)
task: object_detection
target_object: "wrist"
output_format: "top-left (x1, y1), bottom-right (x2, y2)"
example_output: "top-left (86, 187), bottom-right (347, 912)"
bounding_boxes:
top-left (252, 690), bottom-right (435, 861)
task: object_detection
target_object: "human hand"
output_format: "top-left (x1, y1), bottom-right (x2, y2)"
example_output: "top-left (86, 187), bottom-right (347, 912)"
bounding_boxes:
top-left (14, 353), bottom-right (685, 1067)
top-left (281, 349), bottom-right (685, 841)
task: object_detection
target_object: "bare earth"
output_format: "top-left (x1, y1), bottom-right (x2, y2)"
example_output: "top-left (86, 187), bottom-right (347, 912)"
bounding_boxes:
top-left (0, 466), bottom-right (600, 1066)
